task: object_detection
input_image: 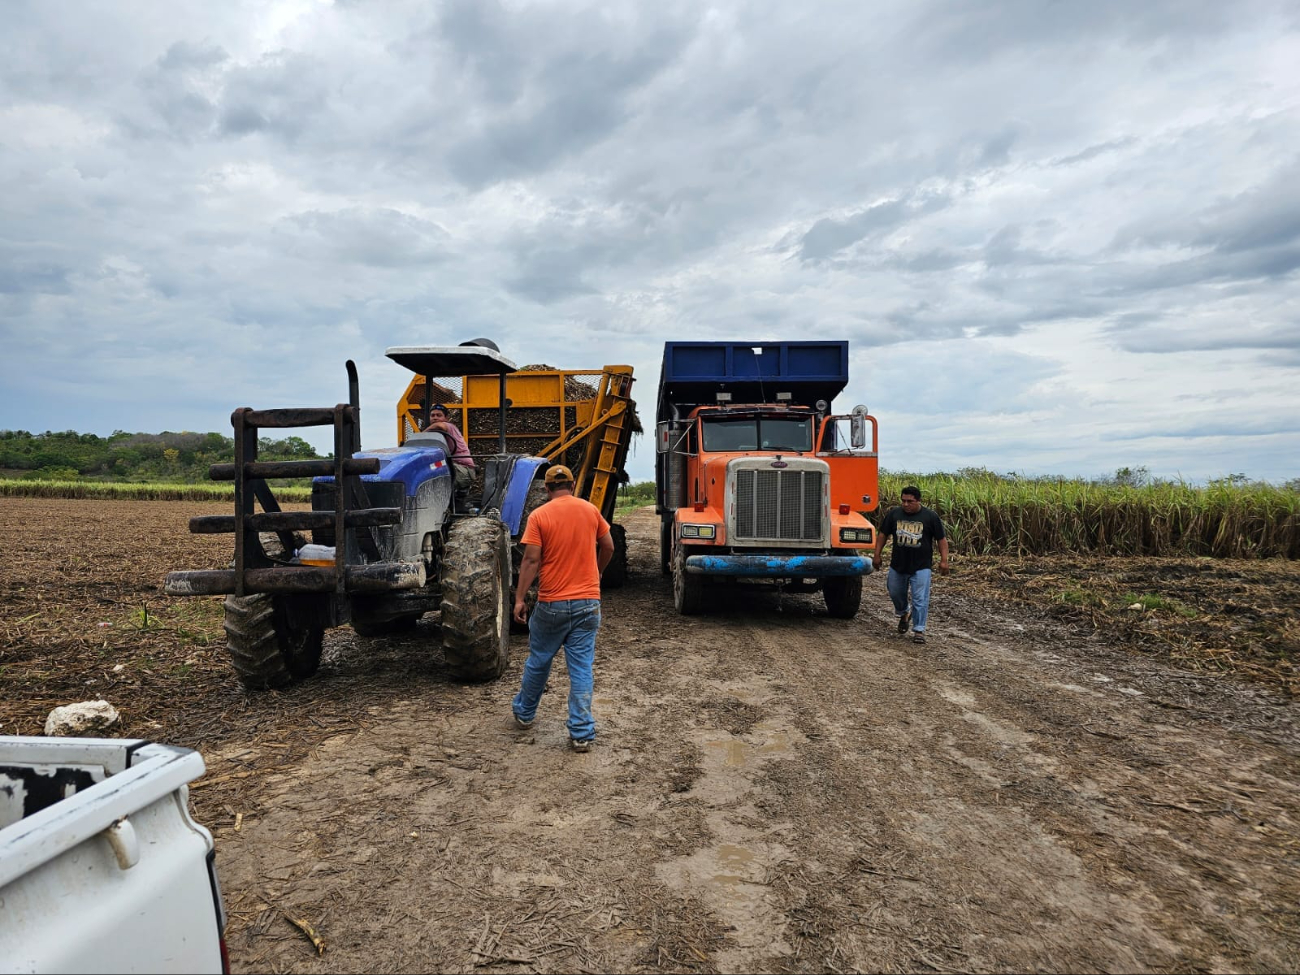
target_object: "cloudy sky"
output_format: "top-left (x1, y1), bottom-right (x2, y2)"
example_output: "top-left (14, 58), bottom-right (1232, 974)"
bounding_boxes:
top-left (3, 0), bottom-right (1298, 484)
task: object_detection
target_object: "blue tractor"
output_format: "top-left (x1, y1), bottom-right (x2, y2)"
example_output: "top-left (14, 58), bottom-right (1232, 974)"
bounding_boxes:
top-left (165, 342), bottom-right (547, 690)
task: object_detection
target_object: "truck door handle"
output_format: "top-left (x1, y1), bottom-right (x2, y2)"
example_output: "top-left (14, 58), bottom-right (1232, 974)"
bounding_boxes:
top-left (102, 817), bottom-right (140, 870)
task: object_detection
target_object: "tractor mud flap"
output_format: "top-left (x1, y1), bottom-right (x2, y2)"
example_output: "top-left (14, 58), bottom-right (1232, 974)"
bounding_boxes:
top-left (481, 455), bottom-right (548, 535)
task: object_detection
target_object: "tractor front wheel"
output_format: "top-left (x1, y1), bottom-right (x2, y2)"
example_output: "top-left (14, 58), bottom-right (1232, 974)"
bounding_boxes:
top-left (222, 593), bottom-right (324, 690)
top-left (440, 518), bottom-right (512, 681)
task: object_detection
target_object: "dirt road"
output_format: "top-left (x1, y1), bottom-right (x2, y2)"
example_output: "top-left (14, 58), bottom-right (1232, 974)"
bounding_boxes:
top-left (201, 505), bottom-right (1298, 974)
top-left (2, 498), bottom-right (1297, 972)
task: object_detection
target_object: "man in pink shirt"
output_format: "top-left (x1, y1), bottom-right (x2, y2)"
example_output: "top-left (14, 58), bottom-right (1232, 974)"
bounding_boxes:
top-left (423, 403), bottom-right (475, 492)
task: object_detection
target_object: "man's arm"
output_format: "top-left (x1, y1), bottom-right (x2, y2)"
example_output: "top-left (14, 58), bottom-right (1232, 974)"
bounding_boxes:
top-left (936, 536), bottom-right (950, 576)
top-left (872, 516), bottom-right (890, 569)
top-left (513, 544), bottom-right (542, 623)
top-left (596, 531), bottom-right (615, 576)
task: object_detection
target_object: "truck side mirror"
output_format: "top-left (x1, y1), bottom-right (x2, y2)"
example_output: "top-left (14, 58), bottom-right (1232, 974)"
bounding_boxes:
top-left (656, 421), bottom-right (672, 454)
top-left (850, 406), bottom-right (868, 449)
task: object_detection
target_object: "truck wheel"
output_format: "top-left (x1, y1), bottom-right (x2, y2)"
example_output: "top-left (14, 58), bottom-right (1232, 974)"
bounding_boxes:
top-left (441, 517), bottom-right (511, 681)
top-left (659, 517), bottom-right (672, 576)
top-left (602, 523), bottom-right (628, 589)
top-left (673, 542), bottom-right (705, 615)
top-left (823, 575), bottom-right (863, 619)
top-left (222, 593), bottom-right (323, 690)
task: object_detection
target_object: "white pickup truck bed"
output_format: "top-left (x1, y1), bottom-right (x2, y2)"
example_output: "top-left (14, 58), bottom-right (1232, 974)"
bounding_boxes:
top-left (0, 736), bottom-right (227, 975)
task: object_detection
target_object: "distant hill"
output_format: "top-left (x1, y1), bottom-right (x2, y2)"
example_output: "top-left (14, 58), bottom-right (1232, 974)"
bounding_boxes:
top-left (0, 429), bottom-right (323, 483)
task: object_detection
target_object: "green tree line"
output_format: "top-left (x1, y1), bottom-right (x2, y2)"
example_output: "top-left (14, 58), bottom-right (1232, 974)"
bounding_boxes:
top-left (0, 430), bottom-right (322, 483)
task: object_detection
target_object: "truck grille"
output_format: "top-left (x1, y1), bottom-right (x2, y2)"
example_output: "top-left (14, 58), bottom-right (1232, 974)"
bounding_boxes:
top-left (734, 469), bottom-right (824, 541)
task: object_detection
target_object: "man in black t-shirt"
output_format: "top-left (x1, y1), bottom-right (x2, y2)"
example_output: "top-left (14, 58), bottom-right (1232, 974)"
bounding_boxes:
top-left (872, 485), bottom-right (949, 644)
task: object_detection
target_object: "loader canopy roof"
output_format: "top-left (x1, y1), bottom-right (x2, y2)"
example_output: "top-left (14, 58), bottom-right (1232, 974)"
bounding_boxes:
top-left (386, 345), bottom-right (518, 377)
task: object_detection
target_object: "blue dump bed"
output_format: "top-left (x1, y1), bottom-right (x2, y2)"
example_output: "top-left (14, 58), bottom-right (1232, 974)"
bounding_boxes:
top-left (657, 341), bottom-right (849, 421)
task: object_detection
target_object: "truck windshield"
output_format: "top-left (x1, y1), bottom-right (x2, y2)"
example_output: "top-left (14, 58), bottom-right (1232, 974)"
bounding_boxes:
top-left (701, 416), bottom-right (813, 452)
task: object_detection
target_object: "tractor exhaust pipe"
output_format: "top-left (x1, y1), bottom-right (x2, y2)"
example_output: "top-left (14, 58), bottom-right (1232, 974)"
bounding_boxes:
top-left (346, 360), bottom-right (361, 454)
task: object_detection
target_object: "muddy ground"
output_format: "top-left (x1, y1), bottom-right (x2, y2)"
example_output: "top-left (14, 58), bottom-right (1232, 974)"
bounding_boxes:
top-left (2, 497), bottom-right (1298, 974)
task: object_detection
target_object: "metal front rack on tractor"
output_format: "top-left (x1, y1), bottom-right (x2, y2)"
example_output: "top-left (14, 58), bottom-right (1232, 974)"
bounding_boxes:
top-left (166, 362), bottom-right (420, 599)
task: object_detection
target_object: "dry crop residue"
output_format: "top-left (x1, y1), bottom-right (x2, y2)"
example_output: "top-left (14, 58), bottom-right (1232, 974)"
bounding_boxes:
top-left (1, 498), bottom-right (1298, 973)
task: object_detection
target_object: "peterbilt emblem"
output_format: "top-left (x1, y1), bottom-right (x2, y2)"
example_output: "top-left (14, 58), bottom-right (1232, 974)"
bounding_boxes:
top-left (771, 460), bottom-right (788, 468)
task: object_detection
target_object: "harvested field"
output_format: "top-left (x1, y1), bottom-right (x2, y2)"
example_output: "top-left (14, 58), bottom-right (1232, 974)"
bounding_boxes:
top-left (957, 554), bottom-right (1300, 695)
top-left (1, 497), bottom-right (1298, 973)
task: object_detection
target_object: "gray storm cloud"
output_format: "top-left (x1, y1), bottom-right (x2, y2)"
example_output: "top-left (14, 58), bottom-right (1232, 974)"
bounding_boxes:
top-left (1, 0), bottom-right (1297, 482)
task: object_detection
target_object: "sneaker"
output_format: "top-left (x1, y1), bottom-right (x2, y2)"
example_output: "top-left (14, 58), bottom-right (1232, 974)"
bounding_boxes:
top-left (912, 631), bottom-right (927, 644)
top-left (897, 611), bottom-right (911, 634)
top-left (513, 713), bottom-right (534, 730)
top-left (569, 738), bottom-right (593, 753)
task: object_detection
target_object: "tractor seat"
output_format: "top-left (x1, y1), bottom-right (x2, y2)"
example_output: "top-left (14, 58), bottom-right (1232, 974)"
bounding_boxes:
top-left (405, 431), bottom-right (452, 450)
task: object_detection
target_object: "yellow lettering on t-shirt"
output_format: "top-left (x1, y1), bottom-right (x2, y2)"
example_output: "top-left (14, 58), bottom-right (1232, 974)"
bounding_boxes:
top-left (895, 520), bottom-right (925, 547)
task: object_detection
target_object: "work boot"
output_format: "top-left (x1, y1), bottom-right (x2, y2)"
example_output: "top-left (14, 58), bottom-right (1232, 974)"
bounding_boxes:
top-left (897, 611), bottom-right (911, 634)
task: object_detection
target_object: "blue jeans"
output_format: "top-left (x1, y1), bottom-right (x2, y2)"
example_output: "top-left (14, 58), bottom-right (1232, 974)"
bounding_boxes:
top-left (512, 599), bottom-right (601, 741)
top-left (887, 568), bottom-right (932, 632)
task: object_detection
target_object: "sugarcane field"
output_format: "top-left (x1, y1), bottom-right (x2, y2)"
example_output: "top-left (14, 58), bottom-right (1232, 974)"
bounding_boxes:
top-left (2, 494), bottom-right (1297, 974)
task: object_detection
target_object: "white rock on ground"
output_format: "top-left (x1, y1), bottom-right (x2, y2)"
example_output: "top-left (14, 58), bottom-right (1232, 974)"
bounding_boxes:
top-left (44, 700), bottom-right (121, 737)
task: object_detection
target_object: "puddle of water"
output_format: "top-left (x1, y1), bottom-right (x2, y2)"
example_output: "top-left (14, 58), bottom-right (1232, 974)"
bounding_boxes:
top-left (716, 843), bottom-right (756, 867)
top-left (702, 723), bottom-right (798, 769)
top-left (705, 739), bottom-right (749, 767)
top-left (657, 837), bottom-right (793, 963)
top-left (704, 845), bottom-right (762, 906)
top-left (752, 721), bottom-right (802, 758)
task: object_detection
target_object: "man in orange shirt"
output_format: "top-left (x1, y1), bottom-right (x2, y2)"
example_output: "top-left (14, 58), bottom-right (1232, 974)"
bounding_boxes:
top-left (511, 464), bottom-right (615, 752)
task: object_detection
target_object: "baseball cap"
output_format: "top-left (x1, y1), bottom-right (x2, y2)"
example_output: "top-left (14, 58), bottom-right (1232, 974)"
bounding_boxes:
top-left (429, 403), bottom-right (449, 415)
top-left (544, 464), bottom-right (574, 485)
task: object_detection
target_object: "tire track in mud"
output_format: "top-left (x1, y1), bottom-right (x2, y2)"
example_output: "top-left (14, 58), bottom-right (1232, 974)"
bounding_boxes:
top-left (204, 504), bottom-right (1299, 973)
top-left (5, 499), bottom-right (1296, 972)
top-left (665, 585), bottom-right (1300, 973)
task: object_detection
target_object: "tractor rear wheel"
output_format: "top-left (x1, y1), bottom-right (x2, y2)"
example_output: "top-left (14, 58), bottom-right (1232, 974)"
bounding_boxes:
top-left (440, 518), bottom-right (512, 681)
top-left (602, 523), bottom-right (628, 589)
top-left (823, 575), bottom-right (863, 619)
top-left (222, 593), bottom-right (323, 690)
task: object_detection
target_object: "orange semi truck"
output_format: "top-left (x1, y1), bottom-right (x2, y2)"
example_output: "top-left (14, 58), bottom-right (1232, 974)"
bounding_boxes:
top-left (655, 341), bottom-right (879, 616)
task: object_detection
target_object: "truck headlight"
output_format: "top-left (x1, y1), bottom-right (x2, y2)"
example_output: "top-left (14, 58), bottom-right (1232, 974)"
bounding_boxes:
top-left (839, 527), bottom-right (873, 543)
top-left (681, 524), bottom-right (716, 539)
